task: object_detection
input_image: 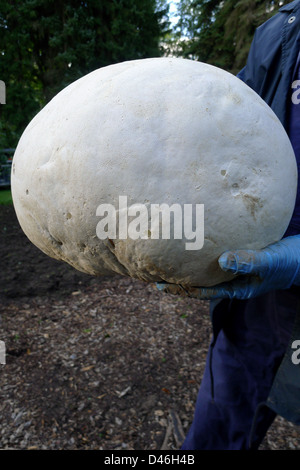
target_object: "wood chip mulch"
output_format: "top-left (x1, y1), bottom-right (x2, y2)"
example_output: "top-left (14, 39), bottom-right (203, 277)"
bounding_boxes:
top-left (1, 204), bottom-right (300, 450)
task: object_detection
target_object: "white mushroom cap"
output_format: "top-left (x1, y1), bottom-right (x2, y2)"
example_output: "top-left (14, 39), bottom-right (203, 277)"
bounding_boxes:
top-left (11, 58), bottom-right (297, 287)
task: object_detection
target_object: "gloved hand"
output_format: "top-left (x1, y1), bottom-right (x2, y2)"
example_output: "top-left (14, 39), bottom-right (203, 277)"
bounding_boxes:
top-left (156, 235), bottom-right (300, 300)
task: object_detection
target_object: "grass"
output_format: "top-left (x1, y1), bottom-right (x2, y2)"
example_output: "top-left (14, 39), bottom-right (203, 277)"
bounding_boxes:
top-left (0, 189), bottom-right (13, 205)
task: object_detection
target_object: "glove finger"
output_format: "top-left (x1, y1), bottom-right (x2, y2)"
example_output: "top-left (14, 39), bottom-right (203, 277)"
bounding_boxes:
top-left (193, 286), bottom-right (232, 300)
top-left (156, 282), bottom-right (169, 291)
top-left (156, 282), bottom-right (231, 299)
top-left (156, 282), bottom-right (192, 297)
top-left (197, 275), bottom-right (263, 300)
top-left (218, 249), bottom-right (271, 276)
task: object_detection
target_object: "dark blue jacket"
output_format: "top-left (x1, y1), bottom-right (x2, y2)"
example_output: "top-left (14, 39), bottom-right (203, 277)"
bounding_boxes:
top-left (235, 1), bottom-right (300, 426)
top-left (238, 0), bottom-right (300, 129)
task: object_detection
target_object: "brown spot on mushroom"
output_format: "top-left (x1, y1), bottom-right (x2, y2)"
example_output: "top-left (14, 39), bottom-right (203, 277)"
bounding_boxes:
top-left (242, 194), bottom-right (263, 220)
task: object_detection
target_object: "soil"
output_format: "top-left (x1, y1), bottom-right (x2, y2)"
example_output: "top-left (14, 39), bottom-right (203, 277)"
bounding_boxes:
top-left (1, 203), bottom-right (300, 450)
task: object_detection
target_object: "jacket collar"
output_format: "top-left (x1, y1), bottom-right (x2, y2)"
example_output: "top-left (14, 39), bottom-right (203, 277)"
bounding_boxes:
top-left (279, 0), bottom-right (300, 12)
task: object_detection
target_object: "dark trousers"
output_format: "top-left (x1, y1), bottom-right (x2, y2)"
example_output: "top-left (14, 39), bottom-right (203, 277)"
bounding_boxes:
top-left (181, 287), bottom-right (300, 450)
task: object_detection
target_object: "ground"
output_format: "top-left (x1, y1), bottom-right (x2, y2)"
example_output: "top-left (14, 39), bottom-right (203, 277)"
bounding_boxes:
top-left (1, 203), bottom-right (300, 450)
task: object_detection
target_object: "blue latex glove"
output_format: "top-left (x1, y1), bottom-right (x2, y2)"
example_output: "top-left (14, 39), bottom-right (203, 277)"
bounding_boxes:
top-left (156, 235), bottom-right (300, 300)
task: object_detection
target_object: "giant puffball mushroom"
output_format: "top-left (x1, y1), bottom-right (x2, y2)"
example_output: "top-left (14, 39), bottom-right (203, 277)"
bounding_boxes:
top-left (11, 58), bottom-right (297, 287)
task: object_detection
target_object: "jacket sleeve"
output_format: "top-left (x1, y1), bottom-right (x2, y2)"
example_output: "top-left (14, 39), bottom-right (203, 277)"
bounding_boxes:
top-left (235, 15), bottom-right (284, 110)
top-left (236, 66), bottom-right (246, 81)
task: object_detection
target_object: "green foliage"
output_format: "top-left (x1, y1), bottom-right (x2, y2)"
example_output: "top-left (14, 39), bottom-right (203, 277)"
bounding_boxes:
top-left (0, 0), bottom-right (170, 148)
top-left (170, 0), bottom-right (290, 74)
top-left (0, 189), bottom-right (12, 205)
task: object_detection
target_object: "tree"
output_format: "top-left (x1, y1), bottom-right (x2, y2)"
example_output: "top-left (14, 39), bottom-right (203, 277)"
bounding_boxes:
top-left (172, 0), bottom-right (290, 74)
top-left (0, 0), bottom-right (170, 148)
